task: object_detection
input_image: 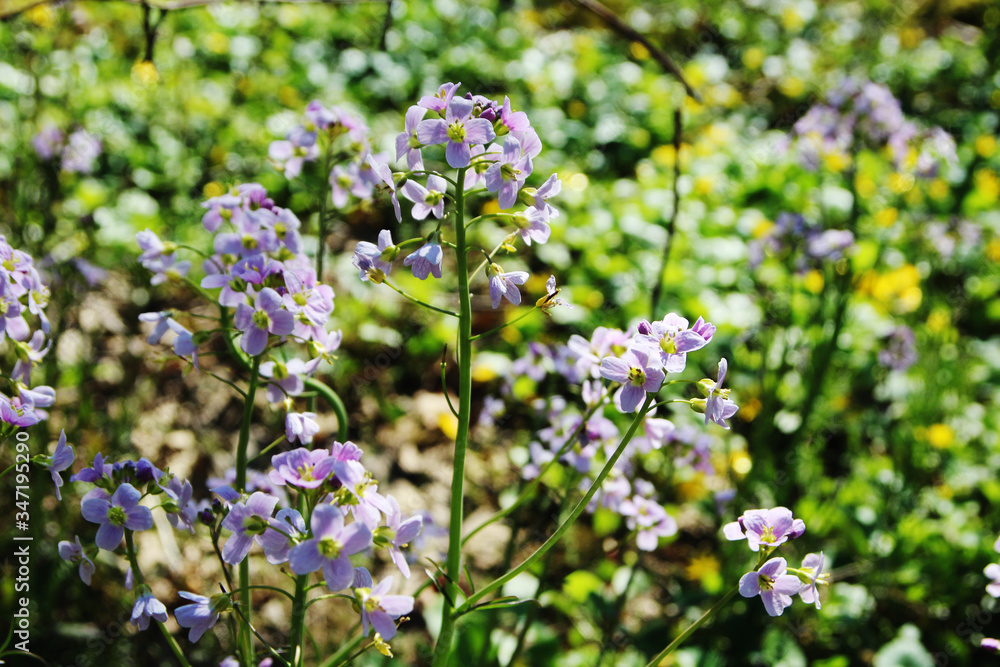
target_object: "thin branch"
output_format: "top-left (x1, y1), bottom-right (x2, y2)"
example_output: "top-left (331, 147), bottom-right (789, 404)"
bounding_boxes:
top-left (568, 0), bottom-right (701, 102)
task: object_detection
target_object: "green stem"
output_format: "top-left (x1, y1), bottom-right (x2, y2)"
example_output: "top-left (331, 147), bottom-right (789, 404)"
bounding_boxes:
top-left (316, 140), bottom-right (333, 280)
top-left (469, 307), bottom-right (538, 341)
top-left (456, 394), bottom-right (655, 615)
top-left (303, 377), bottom-right (349, 443)
top-left (236, 354), bottom-right (263, 666)
top-left (643, 585), bottom-right (738, 666)
top-left (124, 532), bottom-right (193, 667)
top-left (289, 488), bottom-right (308, 667)
top-left (461, 391), bottom-right (610, 547)
top-left (316, 630), bottom-right (363, 667)
top-left (431, 167), bottom-right (472, 667)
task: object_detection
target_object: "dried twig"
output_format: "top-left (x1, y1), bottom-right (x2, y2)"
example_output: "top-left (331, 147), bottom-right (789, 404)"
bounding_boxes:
top-left (567, 0), bottom-right (701, 102)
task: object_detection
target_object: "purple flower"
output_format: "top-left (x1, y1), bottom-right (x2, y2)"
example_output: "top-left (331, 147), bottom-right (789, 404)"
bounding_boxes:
top-left (0, 290), bottom-right (28, 343)
top-left (367, 155), bottom-right (402, 223)
top-left (131, 592), bottom-right (168, 631)
top-left (175, 592), bottom-right (223, 643)
top-left (375, 496), bottom-right (423, 579)
top-left (269, 126), bottom-right (318, 179)
top-left (984, 638), bottom-right (1000, 653)
top-left (268, 447), bottom-right (336, 489)
top-left (352, 229), bottom-right (396, 281)
top-left (524, 173), bottom-right (561, 221)
top-left (396, 105), bottom-right (426, 170)
top-left (638, 313), bottom-right (715, 373)
top-left (739, 557), bottom-right (802, 617)
top-left (618, 496), bottom-right (677, 551)
top-left (233, 287), bottom-right (295, 356)
top-left (354, 575), bottom-right (414, 640)
top-left (488, 263), bottom-right (529, 309)
top-left (82, 483), bottom-right (154, 551)
top-left (416, 97), bottom-right (496, 168)
top-left (70, 451), bottom-right (113, 484)
top-left (400, 175), bottom-right (448, 220)
top-left (0, 395), bottom-right (42, 427)
top-left (599, 346), bottom-right (665, 413)
top-left (285, 412), bottom-right (320, 445)
top-left (58, 536), bottom-right (95, 585)
top-left (289, 504), bottom-right (372, 591)
top-left (136, 229), bottom-right (176, 263)
top-left (498, 96), bottom-right (530, 134)
top-left (403, 242), bottom-right (443, 280)
top-left (257, 508), bottom-right (306, 565)
top-left (418, 82), bottom-right (460, 113)
top-left (162, 476), bottom-right (198, 534)
top-left (797, 552), bottom-right (829, 609)
top-left (703, 358), bottom-right (739, 429)
top-left (986, 562), bottom-right (1000, 598)
top-left (878, 325), bottom-right (917, 371)
top-left (44, 430), bottom-right (74, 501)
top-left (32, 125), bottom-right (65, 160)
top-left (221, 491), bottom-right (280, 564)
top-left (485, 135), bottom-right (533, 209)
top-left (334, 460), bottom-right (391, 530)
top-left (61, 129), bottom-right (102, 174)
top-left (723, 507), bottom-right (805, 552)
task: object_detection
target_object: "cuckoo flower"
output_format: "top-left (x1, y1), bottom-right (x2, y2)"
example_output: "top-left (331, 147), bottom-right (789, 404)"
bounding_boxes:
top-left (403, 242), bottom-right (443, 280)
top-left (638, 313), bottom-right (715, 373)
top-left (268, 447), bottom-right (335, 489)
top-left (221, 491), bottom-right (280, 564)
top-left (485, 135), bottom-right (532, 209)
top-left (702, 358), bottom-right (739, 429)
top-left (334, 460), bottom-right (391, 530)
top-left (175, 592), bottom-right (226, 643)
top-left (258, 508), bottom-right (306, 565)
top-left (82, 483), bottom-right (153, 551)
top-left (488, 263), bottom-right (529, 309)
top-left (739, 557), bottom-right (802, 617)
top-left (375, 496), bottom-right (424, 579)
top-left (497, 96), bottom-right (530, 135)
top-left (986, 562), bottom-right (1000, 598)
top-left (396, 105), bottom-right (426, 170)
top-left (355, 575), bottom-right (414, 641)
top-left (233, 287), bottom-right (295, 356)
top-left (618, 495), bottom-right (678, 551)
top-left (599, 346), bottom-right (665, 413)
top-left (797, 552), bottom-right (829, 609)
top-left (285, 411), bottom-right (320, 445)
top-left (289, 504), bottom-right (372, 591)
top-left (58, 536), bottom-right (95, 585)
top-left (416, 96), bottom-right (496, 168)
top-left (723, 507), bottom-right (806, 552)
top-left (44, 430), bottom-right (74, 501)
top-left (368, 155), bottom-right (402, 222)
top-left (418, 81), bottom-right (460, 113)
top-left (400, 175), bottom-right (448, 220)
top-left (131, 592), bottom-right (168, 631)
top-left (352, 229), bottom-right (396, 280)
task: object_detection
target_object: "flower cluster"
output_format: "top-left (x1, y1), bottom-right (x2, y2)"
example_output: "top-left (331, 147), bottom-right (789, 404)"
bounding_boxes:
top-left (137, 181), bottom-right (343, 439)
top-left (349, 83), bottom-right (562, 305)
top-left (787, 79), bottom-right (956, 177)
top-left (724, 507), bottom-right (828, 616)
top-left (748, 212), bottom-right (854, 271)
top-left (485, 313), bottom-right (735, 554)
top-left (32, 125), bottom-right (103, 174)
top-left (56, 437), bottom-right (423, 646)
top-left (0, 235), bottom-right (56, 432)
